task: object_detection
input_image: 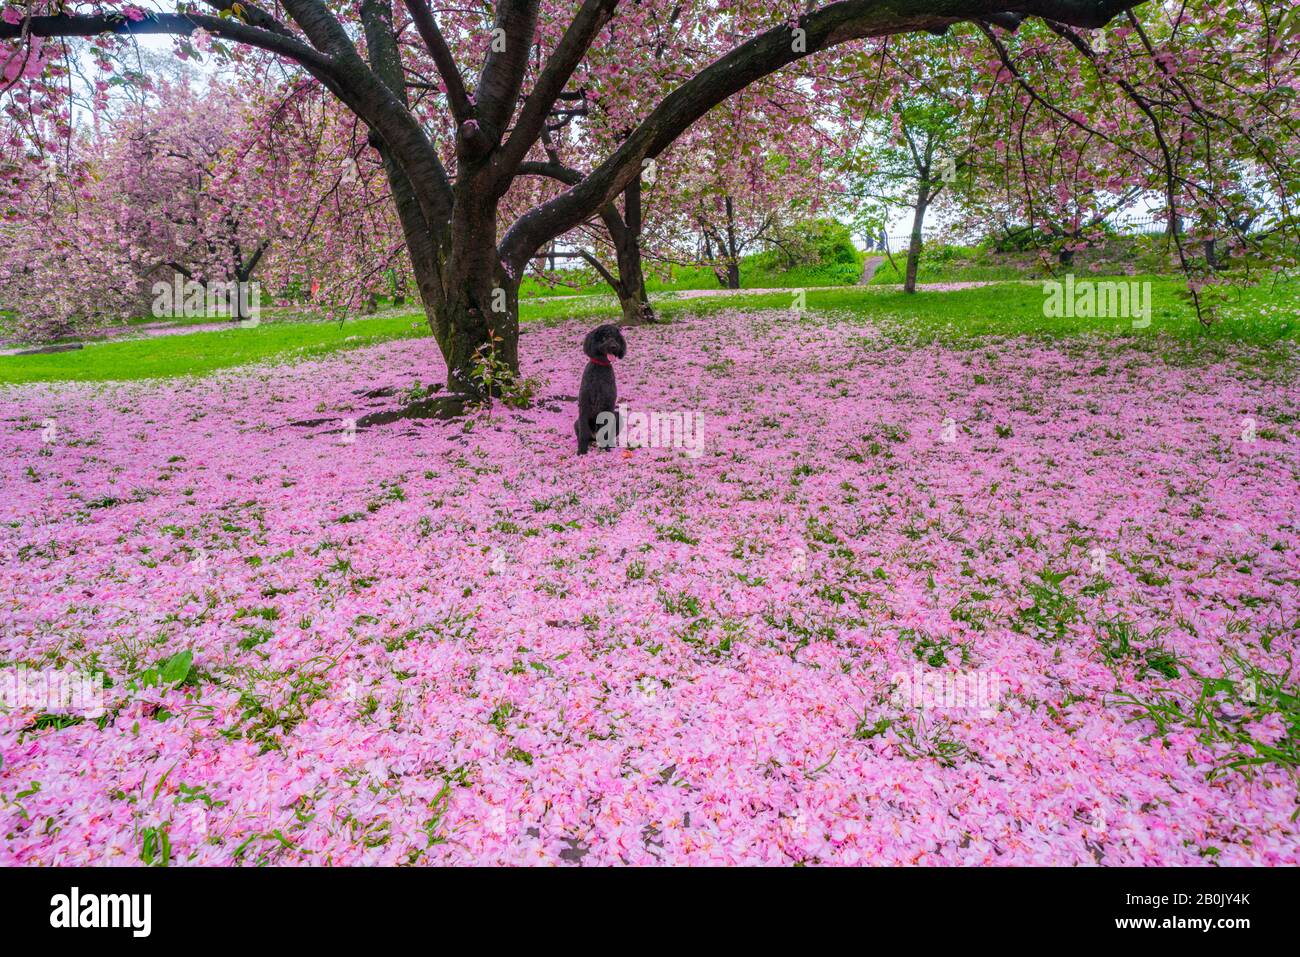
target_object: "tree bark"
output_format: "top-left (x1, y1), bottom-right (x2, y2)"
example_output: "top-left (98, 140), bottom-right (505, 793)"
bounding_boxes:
top-left (228, 240), bottom-right (269, 324)
top-left (723, 196), bottom-right (741, 290)
top-left (615, 177), bottom-right (655, 322)
top-left (519, 160), bottom-right (655, 324)
top-left (905, 186), bottom-right (929, 294)
top-left (360, 0), bottom-right (515, 395)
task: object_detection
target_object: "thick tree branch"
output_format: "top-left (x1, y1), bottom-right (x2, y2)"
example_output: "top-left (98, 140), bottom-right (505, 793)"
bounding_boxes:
top-left (280, 0), bottom-right (455, 231)
top-left (517, 159), bottom-right (583, 186)
top-left (402, 0), bottom-right (473, 123)
top-left (475, 0), bottom-right (540, 142)
top-left (361, 0), bottom-right (452, 262)
top-left (0, 12), bottom-right (334, 74)
top-left (198, 1), bottom-right (297, 42)
top-left (577, 249), bottom-right (621, 290)
top-left (496, 0), bottom-right (620, 188)
top-left (277, 0), bottom-right (360, 61)
top-left (517, 160), bottom-right (631, 244)
top-left (499, 0), bottom-right (1146, 272)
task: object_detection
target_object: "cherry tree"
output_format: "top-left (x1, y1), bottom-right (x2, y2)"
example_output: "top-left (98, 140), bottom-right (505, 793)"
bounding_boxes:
top-left (661, 84), bottom-right (842, 290)
top-left (847, 91), bottom-right (983, 292)
top-left (0, 63), bottom-right (401, 338)
top-left (3, 0), bottom-right (1287, 383)
top-left (105, 80), bottom-right (281, 319)
top-left (228, 74), bottom-right (408, 315)
top-left (957, 98), bottom-right (1142, 266)
top-left (972, 5), bottom-right (1300, 312)
top-left (12, 2), bottom-right (1300, 369)
top-left (0, 146), bottom-right (147, 340)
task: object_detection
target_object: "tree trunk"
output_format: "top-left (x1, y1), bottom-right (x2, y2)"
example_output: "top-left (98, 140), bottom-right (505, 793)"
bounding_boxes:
top-left (701, 228), bottom-right (727, 288)
top-left (434, 273), bottom-right (519, 396)
top-left (614, 177), bottom-right (654, 323)
top-left (230, 256), bottom-right (263, 324)
top-left (616, 292), bottom-right (652, 324)
top-left (904, 188), bottom-right (929, 294)
top-left (229, 281), bottom-right (247, 325)
top-left (359, 0), bottom-right (511, 399)
top-left (724, 195), bottom-right (741, 290)
top-left (379, 167), bottom-right (516, 399)
top-left (614, 244), bottom-right (653, 324)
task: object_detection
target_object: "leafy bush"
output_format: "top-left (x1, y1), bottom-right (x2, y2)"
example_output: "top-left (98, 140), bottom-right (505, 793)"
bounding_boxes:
top-left (981, 226), bottom-right (1057, 254)
top-left (760, 218), bottom-right (860, 271)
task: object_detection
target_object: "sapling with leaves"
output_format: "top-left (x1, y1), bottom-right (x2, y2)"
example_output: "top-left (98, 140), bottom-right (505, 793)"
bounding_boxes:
top-left (847, 93), bottom-right (980, 292)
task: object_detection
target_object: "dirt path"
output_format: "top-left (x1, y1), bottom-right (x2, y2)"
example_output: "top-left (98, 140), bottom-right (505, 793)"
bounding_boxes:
top-left (858, 255), bottom-right (885, 285)
top-left (0, 319), bottom-right (242, 355)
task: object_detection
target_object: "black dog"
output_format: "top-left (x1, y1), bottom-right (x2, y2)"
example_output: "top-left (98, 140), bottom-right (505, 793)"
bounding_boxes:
top-left (575, 323), bottom-right (627, 455)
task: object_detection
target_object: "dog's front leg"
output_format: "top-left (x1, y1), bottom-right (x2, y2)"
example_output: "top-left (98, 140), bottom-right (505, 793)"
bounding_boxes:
top-left (575, 417), bottom-right (592, 455)
top-left (600, 406), bottom-right (622, 452)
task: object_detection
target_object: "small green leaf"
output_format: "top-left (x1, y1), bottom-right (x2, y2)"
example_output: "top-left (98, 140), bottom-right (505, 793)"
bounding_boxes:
top-left (160, 651), bottom-right (193, 685)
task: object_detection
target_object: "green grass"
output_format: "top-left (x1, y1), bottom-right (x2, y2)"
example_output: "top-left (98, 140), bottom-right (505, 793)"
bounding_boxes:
top-left (0, 311), bottom-right (429, 385)
top-left (3, 277), bottom-right (1296, 386)
top-left (642, 259), bottom-right (862, 291)
top-left (864, 253), bottom-right (1028, 285)
top-left (517, 239), bottom-right (1230, 295)
top-left (518, 252), bottom-right (862, 298)
top-left (709, 276), bottom-right (1291, 341)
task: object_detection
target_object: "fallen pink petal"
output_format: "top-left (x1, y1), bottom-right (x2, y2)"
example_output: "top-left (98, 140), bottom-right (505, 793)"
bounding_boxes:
top-left (2, 311), bottom-right (1295, 866)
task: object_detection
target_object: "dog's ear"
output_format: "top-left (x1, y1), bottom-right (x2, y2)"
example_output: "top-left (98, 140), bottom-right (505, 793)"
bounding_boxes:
top-left (611, 328), bottom-right (627, 358)
top-left (582, 328), bottom-right (600, 358)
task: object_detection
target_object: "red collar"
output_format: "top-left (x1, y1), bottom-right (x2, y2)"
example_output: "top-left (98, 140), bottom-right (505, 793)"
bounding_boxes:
top-left (589, 356), bottom-right (612, 366)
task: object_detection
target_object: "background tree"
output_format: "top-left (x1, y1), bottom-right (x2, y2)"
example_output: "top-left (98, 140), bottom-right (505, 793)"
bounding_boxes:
top-left (846, 85), bottom-right (983, 292)
top-left (7, 0), bottom-right (1297, 370)
top-left (972, 5), bottom-right (1300, 313)
top-left (955, 74), bottom-right (1141, 267)
top-left (1, 0), bottom-right (1159, 395)
top-left (666, 92), bottom-right (840, 290)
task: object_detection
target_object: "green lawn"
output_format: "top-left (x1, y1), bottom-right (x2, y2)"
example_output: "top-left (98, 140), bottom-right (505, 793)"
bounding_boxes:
top-left (528, 276), bottom-right (1298, 342)
top-left (518, 253), bottom-right (862, 298)
top-left (3, 277), bottom-right (1295, 386)
top-left (0, 311), bottom-right (429, 385)
top-left (863, 255), bottom-right (1029, 285)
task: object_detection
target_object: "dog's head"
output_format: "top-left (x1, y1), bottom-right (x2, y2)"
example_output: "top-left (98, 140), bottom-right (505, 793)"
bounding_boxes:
top-left (583, 323), bottom-right (626, 360)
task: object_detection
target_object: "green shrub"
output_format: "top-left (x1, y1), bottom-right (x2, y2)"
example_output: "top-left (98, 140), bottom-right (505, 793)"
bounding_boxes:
top-left (759, 218), bottom-right (860, 271)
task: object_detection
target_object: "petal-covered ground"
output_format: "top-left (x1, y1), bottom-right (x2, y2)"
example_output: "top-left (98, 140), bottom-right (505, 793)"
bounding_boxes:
top-left (1, 310), bottom-right (1297, 865)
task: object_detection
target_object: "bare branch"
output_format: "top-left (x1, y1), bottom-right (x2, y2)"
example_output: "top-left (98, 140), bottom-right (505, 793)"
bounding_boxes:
top-left (402, 0), bottom-right (473, 123)
top-left (496, 0), bottom-right (620, 187)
